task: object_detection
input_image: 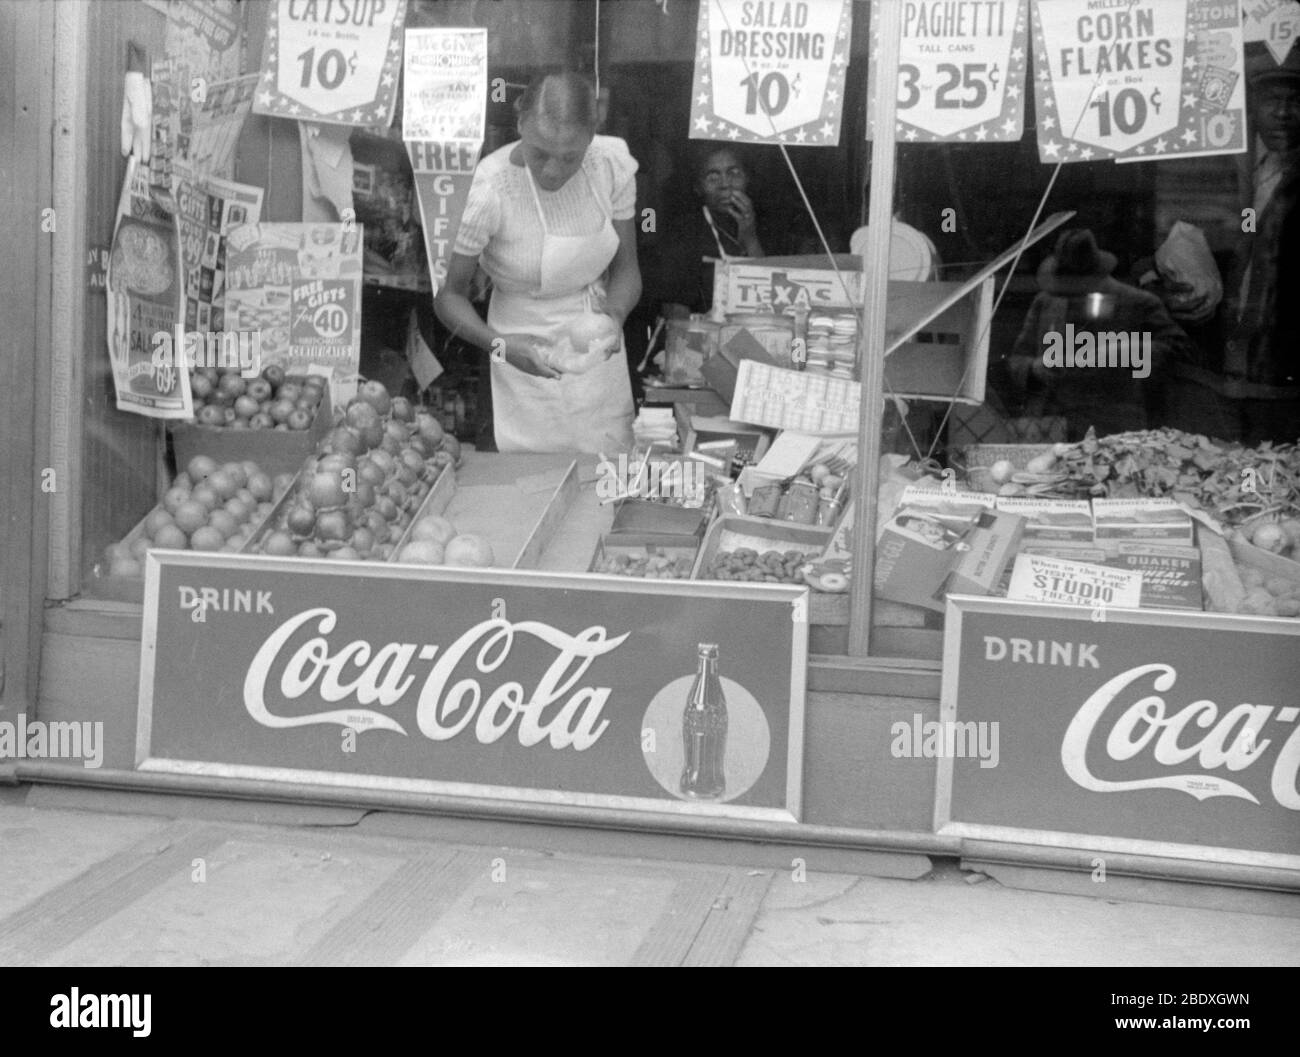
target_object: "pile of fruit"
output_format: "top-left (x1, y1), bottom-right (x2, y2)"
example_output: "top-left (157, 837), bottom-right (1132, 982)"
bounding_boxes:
top-left (704, 547), bottom-right (814, 583)
top-left (101, 456), bottom-right (289, 576)
top-left (188, 365), bottom-right (324, 430)
top-left (592, 551), bottom-right (696, 579)
top-left (1233, 566), bottom-right (1300, 618)
top-left (251, 380), bottom-right (463, 561)
top-left (393, 513), bottom-right (495, 567)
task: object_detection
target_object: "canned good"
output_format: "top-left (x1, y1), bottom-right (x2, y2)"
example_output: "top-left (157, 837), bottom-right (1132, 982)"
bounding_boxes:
top-left (784, 479), bottom-right (820, 525)
top-left (665, 315), bottom-right (720, 385)
top-left (749, 483), bottom-right (783, 518)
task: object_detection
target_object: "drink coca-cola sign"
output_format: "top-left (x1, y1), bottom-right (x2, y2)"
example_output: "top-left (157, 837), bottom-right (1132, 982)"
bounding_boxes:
top-left (936, 598), bottom-right (1300, 869)
top-left (138, 554), bottom-right (807, 822)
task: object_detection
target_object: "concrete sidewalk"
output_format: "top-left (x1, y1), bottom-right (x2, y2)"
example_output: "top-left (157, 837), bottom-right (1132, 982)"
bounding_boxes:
top-left (0, 788), bottom-right (1297, 967)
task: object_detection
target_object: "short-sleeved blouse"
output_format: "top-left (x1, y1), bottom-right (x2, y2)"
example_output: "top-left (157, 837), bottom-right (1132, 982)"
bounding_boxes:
top-left (454, 135), bottom-right (638, 296)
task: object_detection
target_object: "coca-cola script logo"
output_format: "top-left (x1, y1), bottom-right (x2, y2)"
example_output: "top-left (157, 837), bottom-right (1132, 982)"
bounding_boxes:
top-left (243, 609), bottom-right (629, 750)
top-left (1061, 663), bottom-right (1300, 810)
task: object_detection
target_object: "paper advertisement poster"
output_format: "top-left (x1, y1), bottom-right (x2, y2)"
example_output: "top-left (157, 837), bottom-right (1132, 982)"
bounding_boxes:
top-left (175, 168), bottom-right (264, 334)
top-left (188, 74), bottom-right (258, 180)
top-left (729, 359), bottom-right (860, 434)
top-left (408, 140), bottom-right (482, 292)
top-left (224, 223), bottom-right (364, 405)
top-left (1030, 0), bottom-right (1248, 163)
top-left (106, 157), bottom-right (192, 419)
top-left (164, 0), bottom-right (242, 86)
top-left (402, 28), bottom-right (487, 142)
top-left (254, 0), bottom-right (408, 128)
top-left (867, 0), bottom-right (1029, 142)
top-left (1007, 554), bottom-right (1143, 609)
top-left (690, 0), bottom-right (853, 145)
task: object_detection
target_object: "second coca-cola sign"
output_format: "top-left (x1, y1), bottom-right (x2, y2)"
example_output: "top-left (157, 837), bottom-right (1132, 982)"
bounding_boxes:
top-left (137, 553), bottom-right (807, 822)
top-left (936, 597), bottom-right (1300, 869)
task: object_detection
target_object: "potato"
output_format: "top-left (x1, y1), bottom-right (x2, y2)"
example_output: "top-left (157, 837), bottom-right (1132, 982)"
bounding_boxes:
top-left (1240, 567), bottom-right (1267, 589)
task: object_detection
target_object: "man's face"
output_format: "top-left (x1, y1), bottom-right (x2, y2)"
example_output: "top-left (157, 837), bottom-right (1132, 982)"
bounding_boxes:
top-left (1254, 79), bottom-right (1300, 152)
top-left (699, 151), bottom-right (748, 213)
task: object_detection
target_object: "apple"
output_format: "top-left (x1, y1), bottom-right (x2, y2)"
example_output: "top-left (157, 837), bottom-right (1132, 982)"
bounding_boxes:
top-left (396, 539), bottom-right (445, 565)
top-left (368, 450), bottom-right (397, 476)
top-left (345, 400), bottom-right (381, 431)
top-left (308, 470), bottom-right (348, 510)
top-left (390, 397), bottom-right (413, 422)
top-left (189, 373), bottom-right (213, 400)
top-left (190, 526), bottom-right (225, 552)
top-left (192, 483), bottom-right (221, 511)
top-left (356, 379), bottom-right (393, 417)
top-left (173, 500), bottom-right (208, 535)
top-left (218, 372), bottom-right (247, 398)
top-left (298, 541), bottom-right (322, 558)
top-left (278, 382), bottom-right (303, 404)
top-left (207, 470), bottom-right (239, 501)
top-left (286, 504), bottom-right (316, 536)
top-left (162, 487), bottom-right (190, 515)
top-left (222, 407), bottom-right (237, 425)
top-left (269, 398), bottom-right (295, 424)
top-left (129, 537), bottom-right (152, 562)
top-left (246, 378), bottom-right (273, 403)
top-left (358, 422), bottom-right (385, 450)
top-left (263, 531), bottom-right (296, 556)
top-left (208, 510), bottom-right (240, 540)
top-left (287, 409), bottom-right (313, 431)
top-left (246, 472), bottom-right (273, 502)
top-left (233, 395), bottom-right (259, 420)
top-left (224, 498), bottom-right (252, 522)
top-left (445, 534), bottom-right (494, 567)
top-left (272, 473), bottom-right (296, 500)
top-left (439, 435), bottom-right (463, 467)
top-left (414, 413), bottom-right (444, 445)
top-left (327, 546), bottom-right (361, 561)
top-left (249, 412), bottom-right (274, 430)
top-left (410, 515), bottom-right (456, 546)
top-left (357, 459), bottom-right (386, 488)
top-left (317, 453), bottom-right (356, 475)
top-left (261, 364), bottom-right (286, 389)
top-left (324, 427), bottom-right (364, 457)
top-left (350, 527), bottom-right (376, 554)
top-left (374, 496), bottom-right (399, 522)
top-left (109, 555), bottom-right (143, 578)
top-left (197, 405), bottom-right (224, 427)
top-left (315, 508), bottom-right (351, 541)
top-left (153, 524), bottom-right (188, 550)
top-left (365, 510), bottom-right (389, 540)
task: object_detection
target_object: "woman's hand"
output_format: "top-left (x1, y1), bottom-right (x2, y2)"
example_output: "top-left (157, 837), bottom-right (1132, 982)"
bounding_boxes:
top-left (494, 334), bottom-right (561, 379)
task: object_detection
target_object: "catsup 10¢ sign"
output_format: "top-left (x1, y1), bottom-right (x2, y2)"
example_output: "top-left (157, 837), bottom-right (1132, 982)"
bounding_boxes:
top-left (254, 0), bottom-right (409, 129)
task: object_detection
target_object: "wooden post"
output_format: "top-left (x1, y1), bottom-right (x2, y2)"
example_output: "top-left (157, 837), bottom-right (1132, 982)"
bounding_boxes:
top-left (848, 0), bottom-right (902, 657)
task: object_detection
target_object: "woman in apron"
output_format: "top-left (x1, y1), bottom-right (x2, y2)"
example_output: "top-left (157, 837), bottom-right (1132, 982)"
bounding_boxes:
top-left (434, 72), bottom-right (641, 453)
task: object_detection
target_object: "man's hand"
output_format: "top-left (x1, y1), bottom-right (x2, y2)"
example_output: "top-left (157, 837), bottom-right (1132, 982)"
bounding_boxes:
top-left (726, 189), bottom-right (762, 254)
top-left (493, 334), bottom-right (561, 379)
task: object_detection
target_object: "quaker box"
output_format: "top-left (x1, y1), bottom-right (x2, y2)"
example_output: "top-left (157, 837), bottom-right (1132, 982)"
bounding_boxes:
top-left (169, 386), bottom-right (332, 479)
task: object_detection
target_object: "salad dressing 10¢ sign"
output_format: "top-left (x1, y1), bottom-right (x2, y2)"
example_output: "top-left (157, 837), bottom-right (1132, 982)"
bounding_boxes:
top-left (690, 0), bottom-right (854, 145)
top-left (254, 0), bottom-right (409, 128)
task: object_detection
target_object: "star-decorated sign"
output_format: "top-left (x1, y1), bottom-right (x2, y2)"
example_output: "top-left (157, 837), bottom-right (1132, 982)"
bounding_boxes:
top-left (689, 0), bottom-right (853, 146)
top-left (1244, 0), bottom-right (1300, 64)
top-left (867, 0), bottom-right (1029, 142)
top-left (253, 0), bottom-right (408, 130)
top-left (1030, 0), bottom-right (1247, 164)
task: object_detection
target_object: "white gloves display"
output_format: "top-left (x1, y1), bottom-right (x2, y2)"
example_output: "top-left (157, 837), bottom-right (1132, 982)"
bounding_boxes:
top-left (120, 70), bottom-right (152, 162)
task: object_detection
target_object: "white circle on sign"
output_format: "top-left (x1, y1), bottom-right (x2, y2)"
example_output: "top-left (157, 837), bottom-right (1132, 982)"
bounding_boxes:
top-left (313, 304), bottom-right (349, 339)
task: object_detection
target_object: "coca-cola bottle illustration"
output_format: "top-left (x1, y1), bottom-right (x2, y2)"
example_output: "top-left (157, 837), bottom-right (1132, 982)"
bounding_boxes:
top-left (680, 643), bottom-right (728, 799)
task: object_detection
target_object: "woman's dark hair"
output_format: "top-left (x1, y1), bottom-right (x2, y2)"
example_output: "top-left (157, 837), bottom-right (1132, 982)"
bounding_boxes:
top-left (515, 71), bottom-right (599, 134)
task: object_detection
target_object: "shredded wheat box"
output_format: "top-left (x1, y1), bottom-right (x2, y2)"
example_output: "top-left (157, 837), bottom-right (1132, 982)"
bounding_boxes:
top-left (1091, 497), bottom-right (1194, 545)
top-left (995, 497), bottom-right (1094, 543)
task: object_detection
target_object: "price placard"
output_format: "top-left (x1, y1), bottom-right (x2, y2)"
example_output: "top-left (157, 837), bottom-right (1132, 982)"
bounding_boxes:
top-left (867, 0), bottom-right (1029, 143)
top-left (1244, 0), bottom-right (1300, 64)
top-left (689, 0), bottom-right (853, 146)
top-left (1031, 0), bottom-right (1247, 164)
top-left (253, 0), bottom-right (408, 129)
top-left (1007, 554), bottom-right (1143, 609)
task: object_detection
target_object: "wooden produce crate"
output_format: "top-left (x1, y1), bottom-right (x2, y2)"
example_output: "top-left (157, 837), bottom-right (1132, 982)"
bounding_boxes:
top-left (959, 442), bottom-right (1054, 494)
top-left (587, 532), bottom-right (700, 580)
top-left (170, 387), bottom-right (332, 480)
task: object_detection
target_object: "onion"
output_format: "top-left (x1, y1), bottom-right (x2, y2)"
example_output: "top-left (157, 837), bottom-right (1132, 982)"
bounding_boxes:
top-left (1252, 522), bottom-right (1287, 554)
top-left (989, 460), bottom-right (1015, 485)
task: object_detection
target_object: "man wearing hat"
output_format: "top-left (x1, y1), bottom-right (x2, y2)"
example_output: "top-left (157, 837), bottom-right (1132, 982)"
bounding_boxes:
top-left (1166, 43), bottom-right (1300, 443)
top-left (1008, 228), bottom-right (1191, 440)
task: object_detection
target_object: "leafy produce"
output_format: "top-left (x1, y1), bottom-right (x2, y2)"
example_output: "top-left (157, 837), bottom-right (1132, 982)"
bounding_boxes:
top-left (976, 429), bottom-right (1300, 552)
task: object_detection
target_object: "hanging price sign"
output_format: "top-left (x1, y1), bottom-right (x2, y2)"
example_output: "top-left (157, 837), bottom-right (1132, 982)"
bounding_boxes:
top-left (1243, 0), bottom-right (1300, 64)
top-left (689, 0), bottom-right (853, 145)
top-left (867, 0), bottom-right (1029, 142)
top-left (1031, 0), bottom-right (1247, 164)
top-left (253, 0), bottom-right (408, 129)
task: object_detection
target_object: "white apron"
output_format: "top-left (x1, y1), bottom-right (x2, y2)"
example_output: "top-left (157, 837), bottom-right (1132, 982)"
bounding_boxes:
top-left (485, 166), bottom-right (635, 454)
